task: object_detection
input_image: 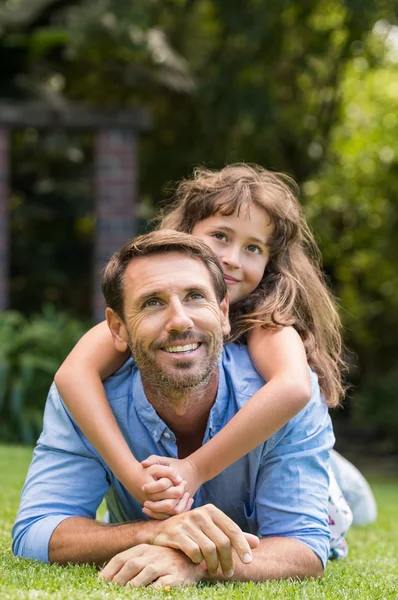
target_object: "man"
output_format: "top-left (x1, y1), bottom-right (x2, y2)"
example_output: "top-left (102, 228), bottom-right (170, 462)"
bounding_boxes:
top-left (13, 230), bottom-right (333, 587)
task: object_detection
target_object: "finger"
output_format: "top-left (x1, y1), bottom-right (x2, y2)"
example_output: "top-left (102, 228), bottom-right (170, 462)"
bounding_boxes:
top-left (143, 491), bottom-right (191, 518)
top-left (151, 575), bottom-right (176, 590)
top-left (199, 520), bottom-right (234, 576)
top-left (168, 492), bottom-right (193, 515)
top-left (154, 531), bottom-right (203, 565)
top-left (142, 478), bottom-right (175, 495)
top-left (143, 481), bottom-right (187, 511)
top-left (141, 455), bottom-right (170, 467)
top-left (128, 564), bottom-right (162, 588)
top-left (142, 507), bottom-right (171, 520)
top-left (99, 551), bottom-right (131, 581)
top-left (144, 481), bottom-right (186, 500)
top-left (144, 497), bottom-right (182, 513)
top-left (188, 530), bottom-right (219, 575)
top-left (212, 511), bottom-right (254, 565)
top-left (175, 536), bottom-right (204, 565)
top-left (245, 532), bottom-right (260, 550)
top-left (147, 465), bottom-right (182, 485)
top-left (112, 558), bottom-right (145, 587)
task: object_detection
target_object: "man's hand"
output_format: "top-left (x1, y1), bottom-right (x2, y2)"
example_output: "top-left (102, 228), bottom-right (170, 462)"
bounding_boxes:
top-left (150, 503), bottom-right (259, 577)
top-left (99, 544), bottom-right (201, 588)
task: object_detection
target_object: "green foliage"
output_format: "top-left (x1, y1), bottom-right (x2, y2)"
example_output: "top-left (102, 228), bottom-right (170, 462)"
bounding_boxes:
top-left (353, 370), bottom-right (398, 453)
top-left (1, 445), bottom-right (398, 598)
top-left (0, 308), bottom-right (89, 444)
top-left (10, 129), bottom-right (94, 316)
top-left (301, 25), bottom-right (398, 441)
top-left (303, 31), bottom-right (398, 364)
top-left (0, 0), bottom-right (398, 445)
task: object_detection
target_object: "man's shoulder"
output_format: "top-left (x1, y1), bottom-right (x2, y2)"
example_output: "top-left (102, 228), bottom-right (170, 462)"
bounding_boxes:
top-left (221, 343), bottom-right (268, 402)
top-left (222, 343), bottom-right (262, 381)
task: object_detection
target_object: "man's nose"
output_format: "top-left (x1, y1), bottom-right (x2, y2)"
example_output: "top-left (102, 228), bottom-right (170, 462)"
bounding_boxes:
top-left (221, 244), bottom-right (241, 269)
top-left (165, 300), bottom-right (194, 332)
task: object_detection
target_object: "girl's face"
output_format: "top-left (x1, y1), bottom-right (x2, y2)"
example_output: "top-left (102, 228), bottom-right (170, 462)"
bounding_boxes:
top-left (191, 202), bottom-right (274, 304)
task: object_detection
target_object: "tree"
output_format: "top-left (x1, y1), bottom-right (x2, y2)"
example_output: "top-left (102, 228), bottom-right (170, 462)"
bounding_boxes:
top-left (1, 0), bottom-right (398, 443)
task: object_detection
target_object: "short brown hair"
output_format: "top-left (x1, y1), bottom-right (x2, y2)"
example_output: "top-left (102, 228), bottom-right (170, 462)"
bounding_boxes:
top-left (102, 229), bottom-right (227, 319)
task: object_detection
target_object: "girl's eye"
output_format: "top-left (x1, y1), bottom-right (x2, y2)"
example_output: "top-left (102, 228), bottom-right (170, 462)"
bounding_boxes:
top-left (212, 232), bottom-right (228, 242)
top-left (246, 244), bottom-right (262, 254)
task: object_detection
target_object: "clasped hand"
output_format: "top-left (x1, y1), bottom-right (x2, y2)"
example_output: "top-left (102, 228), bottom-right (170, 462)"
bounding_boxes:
top-left (138, 455), bottom-right (200, 520)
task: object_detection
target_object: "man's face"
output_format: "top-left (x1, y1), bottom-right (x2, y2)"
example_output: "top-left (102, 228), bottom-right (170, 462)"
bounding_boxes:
top-left (117, 252), bottom-right (230, 391)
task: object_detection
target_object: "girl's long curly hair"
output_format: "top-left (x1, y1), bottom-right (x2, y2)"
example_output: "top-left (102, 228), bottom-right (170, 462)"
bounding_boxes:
top-left (158, 163), bottom-right (346, 407)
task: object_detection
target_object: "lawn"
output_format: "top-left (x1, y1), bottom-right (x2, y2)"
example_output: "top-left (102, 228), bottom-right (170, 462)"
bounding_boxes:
top-left (0, 445), bottom-right (397, 600)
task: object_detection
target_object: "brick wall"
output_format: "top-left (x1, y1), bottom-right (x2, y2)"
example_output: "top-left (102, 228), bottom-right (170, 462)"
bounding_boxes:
top-left (0, 127), bottom-right (9, 312)
top-left (93, 129), bottom-right (137, 323)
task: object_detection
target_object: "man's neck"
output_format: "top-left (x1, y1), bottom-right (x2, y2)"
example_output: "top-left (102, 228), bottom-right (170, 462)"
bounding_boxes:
top-left (141, 371), bottom-right (219, 448)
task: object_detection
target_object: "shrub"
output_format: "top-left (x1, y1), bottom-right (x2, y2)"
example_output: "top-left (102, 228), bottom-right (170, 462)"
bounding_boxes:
top-left (0, 306), bottom-right (89, 444)
top-left (352, 369), bottom-right (398, 454)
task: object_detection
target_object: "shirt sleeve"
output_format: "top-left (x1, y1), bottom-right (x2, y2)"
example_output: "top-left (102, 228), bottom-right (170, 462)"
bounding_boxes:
top-left (254, 380), bottom-right (334, 569)
top-left (12, 383), bottom-right (110, 563)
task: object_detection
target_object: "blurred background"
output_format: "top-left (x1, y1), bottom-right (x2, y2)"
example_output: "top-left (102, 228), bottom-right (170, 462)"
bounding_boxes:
top-left (0, 0), bottom-right (397, 465)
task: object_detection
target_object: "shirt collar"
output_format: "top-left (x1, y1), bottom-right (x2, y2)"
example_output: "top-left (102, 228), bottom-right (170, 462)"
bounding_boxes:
top-left (132, 358), bottom-right (230, 444)
top-left (132, 371), bottom-right (171, 443)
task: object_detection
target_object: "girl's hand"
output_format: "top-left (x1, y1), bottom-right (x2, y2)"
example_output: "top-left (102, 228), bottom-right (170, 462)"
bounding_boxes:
top-left (142, 491), bottom-right (194, 520)
top-left (141, 455), bottom-right (202, 518)
top-left (126, 463), bottom-right (187, 519)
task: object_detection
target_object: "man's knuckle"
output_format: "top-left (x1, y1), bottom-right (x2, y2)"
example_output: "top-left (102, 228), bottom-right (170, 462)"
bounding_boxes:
top-left (114, 555), bottom-right (126, 568)
top-left (202, 541), bottom-right (216, 554)
top-left (190, 550), bottom-right (202, 563)
top-left (147, 564), bottom-right (157, 577)
top-left (126, 557), bottom-right (137, 569)
top-left (192, 511), bottom-right (206, 525)
top-left (219, 538), bottom-right (231, 553)
top-left (227, 523), bottom-right (241, 536)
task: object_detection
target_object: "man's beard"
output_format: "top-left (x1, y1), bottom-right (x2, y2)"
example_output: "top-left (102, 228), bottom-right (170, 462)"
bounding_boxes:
top-left (128, 329), bottom-right (224, 394)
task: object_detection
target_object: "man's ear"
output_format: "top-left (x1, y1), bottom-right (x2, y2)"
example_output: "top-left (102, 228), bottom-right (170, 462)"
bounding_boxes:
top-left (219, 292), bottom-right (231, 337)
top-left (106, 307), bottom-right (129, 353)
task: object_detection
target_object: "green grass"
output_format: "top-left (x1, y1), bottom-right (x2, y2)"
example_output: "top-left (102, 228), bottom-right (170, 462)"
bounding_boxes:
top-left (0, 445), bottom-right (397, 600)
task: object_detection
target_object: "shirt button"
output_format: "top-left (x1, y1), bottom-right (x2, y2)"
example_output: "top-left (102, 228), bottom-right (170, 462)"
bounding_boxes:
top-left (164, 432), bottom-right (171, 439)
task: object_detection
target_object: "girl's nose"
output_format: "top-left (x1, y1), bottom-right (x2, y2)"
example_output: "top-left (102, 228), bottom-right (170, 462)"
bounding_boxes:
top-left (221, 245), bottom-right (241, 269)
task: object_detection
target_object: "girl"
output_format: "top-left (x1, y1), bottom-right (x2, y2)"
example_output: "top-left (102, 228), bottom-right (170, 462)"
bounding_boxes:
top-left (55, 163), bottom-right (351, 555)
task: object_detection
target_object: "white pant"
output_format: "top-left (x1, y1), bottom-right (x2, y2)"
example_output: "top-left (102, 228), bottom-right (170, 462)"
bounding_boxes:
top-left (330, 450), bottom-right (377, 526)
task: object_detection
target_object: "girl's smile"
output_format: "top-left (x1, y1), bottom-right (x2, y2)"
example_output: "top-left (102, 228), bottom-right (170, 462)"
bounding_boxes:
top-left (191, 203), bottom-right (274, 304)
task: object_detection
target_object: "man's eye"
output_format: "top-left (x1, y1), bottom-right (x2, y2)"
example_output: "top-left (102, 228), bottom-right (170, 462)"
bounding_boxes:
top-left (212, 232), bottom-right (228, 242)
top-left (189, 292), bottom-right (205, 300)
top-left (144, 299), bottom-right (161, 307)
top-left (246, 244), bottom-right (262, 254)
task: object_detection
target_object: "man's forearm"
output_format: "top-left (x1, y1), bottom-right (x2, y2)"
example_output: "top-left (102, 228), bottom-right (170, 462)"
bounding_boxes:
top-left (202, 538), bottom-right (323, 582)
top-left (48, 517), bottom-right (160, 566)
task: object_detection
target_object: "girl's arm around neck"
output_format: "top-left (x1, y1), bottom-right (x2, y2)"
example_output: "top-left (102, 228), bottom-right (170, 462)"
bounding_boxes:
top-left (187, 326), bottom-right (312, 484)
top-left (54, 321), bottom-right (184, 505)
top-left (54, 321), bottom-right (143, 489)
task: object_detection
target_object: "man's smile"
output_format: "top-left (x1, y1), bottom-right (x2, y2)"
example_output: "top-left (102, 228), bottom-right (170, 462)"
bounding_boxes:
top-left (163, 342), bottom-right (201, 354)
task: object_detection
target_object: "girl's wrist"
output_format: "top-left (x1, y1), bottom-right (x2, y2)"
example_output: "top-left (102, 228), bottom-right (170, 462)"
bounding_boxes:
top-left (114, 459), bottom-right (143, 491)
top-left (185, 455), bottom-right (208, 487)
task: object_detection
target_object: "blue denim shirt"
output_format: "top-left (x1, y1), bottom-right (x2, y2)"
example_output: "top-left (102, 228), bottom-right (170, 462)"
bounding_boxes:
top-left (12, 343), bottom-right (334, 567)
